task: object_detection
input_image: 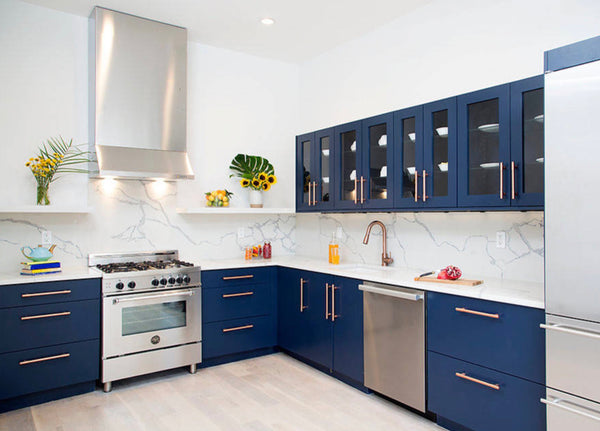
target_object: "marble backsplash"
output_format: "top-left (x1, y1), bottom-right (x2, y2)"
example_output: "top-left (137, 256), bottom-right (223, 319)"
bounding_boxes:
top-left (295, 211), bottom-right (544, 282)
top-left (0, 180), bottom-right (296, 273)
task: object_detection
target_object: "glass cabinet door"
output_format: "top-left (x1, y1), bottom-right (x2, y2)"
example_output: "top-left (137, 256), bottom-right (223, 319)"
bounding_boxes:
top-left (423, 98), bottom-right (457, 207)
top-left (314, 128), bottom-right (335, 210)
top-left (361, 113), bottom-right (394, 209)
top-left (334, 121), bottom-right (361, 209)
top-left (510, 75), bottom-right (544, 207)
top-left (458, 84), bottom-right (510, 207)
top-left (394, 106), bottom-right (423, 208)
top-left (295, 133), bottom-right (314, 211)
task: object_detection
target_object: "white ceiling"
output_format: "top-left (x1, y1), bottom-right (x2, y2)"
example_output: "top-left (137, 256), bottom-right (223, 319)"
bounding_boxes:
top-left (22, 0), bottom-right (430, 63)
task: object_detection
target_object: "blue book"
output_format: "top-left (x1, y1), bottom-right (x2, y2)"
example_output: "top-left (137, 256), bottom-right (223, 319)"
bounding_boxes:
top-left (21, 261), bottom-right (61, 270)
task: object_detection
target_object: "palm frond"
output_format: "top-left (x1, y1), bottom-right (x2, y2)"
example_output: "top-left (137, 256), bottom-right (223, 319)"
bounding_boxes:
top-left (229, 154), bottom-right (274, 179)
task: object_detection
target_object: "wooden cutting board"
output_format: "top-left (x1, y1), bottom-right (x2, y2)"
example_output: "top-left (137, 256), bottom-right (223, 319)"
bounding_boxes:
top-left (413, 275), bottom-right (483, 286)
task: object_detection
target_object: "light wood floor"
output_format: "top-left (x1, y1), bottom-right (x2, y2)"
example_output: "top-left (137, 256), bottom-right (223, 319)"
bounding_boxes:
top-left (0, 353), bottom-right (445, 431)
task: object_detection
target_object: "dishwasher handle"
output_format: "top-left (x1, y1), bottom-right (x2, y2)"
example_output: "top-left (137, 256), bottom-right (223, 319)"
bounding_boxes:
top-left (359, 284), bottom-right (423, 301)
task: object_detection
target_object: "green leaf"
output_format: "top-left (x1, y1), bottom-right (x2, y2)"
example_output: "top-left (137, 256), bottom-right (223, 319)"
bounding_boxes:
top-left (229, 154), bottom-right (274, 179)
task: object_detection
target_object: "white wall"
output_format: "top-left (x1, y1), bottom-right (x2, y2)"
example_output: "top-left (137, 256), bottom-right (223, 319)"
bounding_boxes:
top-left (298, 0), bottom-right (600, 131)
top-left (0, 0), bottom-right (298, 272)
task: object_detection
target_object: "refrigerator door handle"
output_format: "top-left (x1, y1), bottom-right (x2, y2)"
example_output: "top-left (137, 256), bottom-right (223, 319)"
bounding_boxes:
top-left (540, 323), bottom-right (600, 340)
top-left (541, 397), bottom-right (600, 422)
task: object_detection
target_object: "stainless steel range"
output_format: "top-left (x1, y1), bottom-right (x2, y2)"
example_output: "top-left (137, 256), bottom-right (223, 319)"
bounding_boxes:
top-left (89, 250), bottom-right (202, 392)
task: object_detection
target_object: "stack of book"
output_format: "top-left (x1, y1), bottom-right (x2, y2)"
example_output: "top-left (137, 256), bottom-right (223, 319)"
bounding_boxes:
top-left (21, 260), bottom-right (61, 276)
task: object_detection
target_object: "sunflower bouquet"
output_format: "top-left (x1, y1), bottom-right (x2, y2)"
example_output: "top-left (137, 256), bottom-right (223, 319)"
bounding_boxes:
top-left (25, 136), bottom-right (92, 205)
top-left (229, 154), bottom-right (277, 192)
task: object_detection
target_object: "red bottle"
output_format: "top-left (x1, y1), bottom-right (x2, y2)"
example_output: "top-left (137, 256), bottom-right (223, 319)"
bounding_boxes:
top-left (263, 241), bottom-right (272, 259)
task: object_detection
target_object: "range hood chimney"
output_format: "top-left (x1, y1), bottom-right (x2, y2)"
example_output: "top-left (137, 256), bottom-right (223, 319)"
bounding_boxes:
top-left (89, 7), bottom-right (193, 180)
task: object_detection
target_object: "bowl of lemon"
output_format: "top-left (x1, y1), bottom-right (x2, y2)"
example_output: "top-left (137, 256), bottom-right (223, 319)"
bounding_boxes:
top-left (205, 189), bottom-right (233, 207)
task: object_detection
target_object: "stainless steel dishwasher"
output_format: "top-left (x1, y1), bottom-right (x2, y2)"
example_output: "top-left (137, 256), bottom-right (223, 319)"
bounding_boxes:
top-left (359, 282), bottom-right (425, 412)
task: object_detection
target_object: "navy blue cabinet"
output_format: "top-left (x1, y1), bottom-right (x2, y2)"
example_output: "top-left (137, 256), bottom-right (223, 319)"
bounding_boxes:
top-left (296, 128), bottom-right (335, 212)
top-left (0, 278), bottom-right (100, 413)
top-left (427, 292), bottom-right (546, 430)
top-left (201, 267), bottom-right (277, 364)
top-left (393, 105), bottom-right (424, 209)
top-left (277, 268), bottom-right (364, 385)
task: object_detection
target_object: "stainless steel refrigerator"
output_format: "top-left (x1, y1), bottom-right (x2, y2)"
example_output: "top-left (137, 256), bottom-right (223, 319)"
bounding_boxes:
top-left (544, 54), bottom-right (600, 428)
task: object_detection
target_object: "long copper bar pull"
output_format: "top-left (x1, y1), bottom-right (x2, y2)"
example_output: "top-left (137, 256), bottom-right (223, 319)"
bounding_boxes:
top-left (353, 178), bottom-right (358, 204)
top-left (21, 311), bottom-right (71, 321)
top-left (325, 283), bottom-right (331, 320)
top-left (360, 177), bottom-right (365, 204)
top-left (414, 172), bottom-right (419, 202)
top-left (511, 161), bottom-right (516, 200)
top-left (455, 307), bottom-right (500, 319)
top-left (307, 182), bottom-right (312, 206)
top-left (222, 275), bottom-right (254, 280)
top-left (455, 372), bottom-right (500, 390)
top-left (331, 285), bottom-right (339, 322)
top-left (22, 290), bottom-right (71, 298)
top-left (313, 181), bottom-right (318, 205)
top-left (222, 324), bottom-right (254, 333)
top-left (19, 353), bottom-right (70, 366)
top-left (300, 278), bottom-right (307, 312)
top-left (422, 170), bottom-right (429, 202)
top-left (499, 162), bottom-right (505, 199)
top-left (222, 292), bottom-right (254, 298)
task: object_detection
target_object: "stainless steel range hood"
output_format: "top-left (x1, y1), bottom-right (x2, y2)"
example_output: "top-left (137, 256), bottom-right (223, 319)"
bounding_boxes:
top-left (89, 7), bottom-right (193, 180)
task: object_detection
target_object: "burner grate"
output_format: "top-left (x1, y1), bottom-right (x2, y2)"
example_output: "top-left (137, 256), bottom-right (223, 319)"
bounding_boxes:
top-left (96, 259), bottom-right (194, 273)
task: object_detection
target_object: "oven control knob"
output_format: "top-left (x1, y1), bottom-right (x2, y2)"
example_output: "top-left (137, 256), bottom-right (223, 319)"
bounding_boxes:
top-left (115, 282), bottom-right (124, 290)
top-left (160, 278), bottom-right (168, 286)
top-left (151, 278), bottom-right (159, 287)
top-left (128, 281), bottom-right (136, 289)
top-left (183, 275), bottom-right (191, 284)
top-left (168, 277), bottom-right (176, 285)
top-left (176, 276), bottom-right (183, 284)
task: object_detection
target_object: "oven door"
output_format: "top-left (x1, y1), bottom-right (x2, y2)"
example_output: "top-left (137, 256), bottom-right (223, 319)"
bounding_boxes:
top-left (103, 287), bottom-right (201, 358)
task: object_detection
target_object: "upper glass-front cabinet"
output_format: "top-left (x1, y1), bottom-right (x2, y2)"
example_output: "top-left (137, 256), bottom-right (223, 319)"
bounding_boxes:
top-left (458, 84), bottom-right (511, 207)
top-left (295, 128), bottom-right (335, 212)
top-left (361, 113), bottom-right (395, 209)
top-left (510, 75), bottom-right (544, 206)
top-left (394, 106), bottom-right (423, 208)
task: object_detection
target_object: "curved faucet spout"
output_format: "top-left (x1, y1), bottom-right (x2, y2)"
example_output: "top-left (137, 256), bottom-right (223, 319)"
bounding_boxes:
top-left (362, 220), bottom-right (393, 266)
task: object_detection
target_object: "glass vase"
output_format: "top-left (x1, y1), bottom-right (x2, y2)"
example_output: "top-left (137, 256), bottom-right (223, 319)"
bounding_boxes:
top-left (37, 184), bottom-right (50, 205)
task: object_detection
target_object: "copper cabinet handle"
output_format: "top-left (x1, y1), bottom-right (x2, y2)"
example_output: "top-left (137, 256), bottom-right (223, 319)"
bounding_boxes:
top-left (331, 284), bottom-right (339, 322)
top-left (21, 311), bottom-right (71, 321)
top-left (222, 275), bottom-right (254, 280)
top-left (222, 324), bottom-right (254, 333)
top-left (414, 171), bottom-right (419, 202)
top-left (511, 161), bottom-right (517, 200)
top-left (353, 178), bottom-right (358, 204)
top-left (499, 162), bottom-right (505, 199)
top-left (313, 181), bottom-right (318, 205)
top-left (325, 283), bottom-right (331, 319)
top-left (455, 307), bottom-right (500, 319)
top-left (222, 292), bottom-right (254, 298)
top-left (300, 278), bottom-right (307, 312)
top-left (455, 372), bottom-right (500, 390)
top-left (422, 170), bottom-right (429, 202)
top-left (19, 353), bottom-right (70, 366)
top-left (360, 177), bottom-right (365, 204)
top-left (21, 290), bottom-right (71, 298)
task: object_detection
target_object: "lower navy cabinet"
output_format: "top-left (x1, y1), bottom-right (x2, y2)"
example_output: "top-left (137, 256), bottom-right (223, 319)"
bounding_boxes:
top-left (277, 268), bottom-right (364, 386)
top-left (201, 268), bottom-right (277, 364)
top-left (428, 351), bottom-right (546, 431)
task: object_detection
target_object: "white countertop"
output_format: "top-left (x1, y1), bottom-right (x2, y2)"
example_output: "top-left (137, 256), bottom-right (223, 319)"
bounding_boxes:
top-left (0, 266), bottom-right (101, 286)
top-left (200, 256), bottom-right (545, 309)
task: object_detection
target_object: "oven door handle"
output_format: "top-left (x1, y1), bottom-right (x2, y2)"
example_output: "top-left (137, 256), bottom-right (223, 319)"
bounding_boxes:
top-left (112, 289), bottom-right (195, 304)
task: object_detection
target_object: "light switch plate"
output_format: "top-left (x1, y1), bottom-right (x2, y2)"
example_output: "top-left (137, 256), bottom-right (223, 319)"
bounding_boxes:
top-left (496, 231), bottom-right (506, 248)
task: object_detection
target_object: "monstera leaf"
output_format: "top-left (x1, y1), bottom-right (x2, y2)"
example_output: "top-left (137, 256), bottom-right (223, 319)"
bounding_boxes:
top-left (229, 154), bottom-right (274, 179)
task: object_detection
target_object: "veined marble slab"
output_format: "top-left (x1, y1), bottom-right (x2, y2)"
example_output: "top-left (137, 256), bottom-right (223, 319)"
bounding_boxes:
top-left (0, 266), bottom-right (101, 286)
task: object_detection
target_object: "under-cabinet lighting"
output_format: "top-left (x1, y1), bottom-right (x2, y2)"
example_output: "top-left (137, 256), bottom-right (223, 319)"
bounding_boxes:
top-left (100, 177), bottom-right (117, 195)
top-left (261, 17), bottom-right (275, 25)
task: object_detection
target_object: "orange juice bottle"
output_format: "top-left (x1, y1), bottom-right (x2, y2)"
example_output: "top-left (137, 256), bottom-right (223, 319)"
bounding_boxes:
top-left (329, 233), bottom-right (340, 264)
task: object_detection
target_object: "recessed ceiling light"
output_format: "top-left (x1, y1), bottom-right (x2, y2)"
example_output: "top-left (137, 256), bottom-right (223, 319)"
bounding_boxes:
top-left (261, 17), bottom-right (275, 26)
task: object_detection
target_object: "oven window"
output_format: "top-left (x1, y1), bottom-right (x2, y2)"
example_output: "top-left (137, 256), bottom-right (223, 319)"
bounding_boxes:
top-left (122, 301), bottom-right (186, 336)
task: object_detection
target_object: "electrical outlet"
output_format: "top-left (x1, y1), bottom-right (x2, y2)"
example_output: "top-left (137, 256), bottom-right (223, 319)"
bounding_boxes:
top-left (41, 230), bottom-right (52, 245)
top-left (237, 228), bottom-right (244, 240)
top-left (496, 231), bottom-right (506, 249)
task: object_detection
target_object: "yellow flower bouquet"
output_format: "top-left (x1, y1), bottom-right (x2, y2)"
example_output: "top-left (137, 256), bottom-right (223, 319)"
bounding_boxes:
top-left (229, 154), bottom-right (277, 192)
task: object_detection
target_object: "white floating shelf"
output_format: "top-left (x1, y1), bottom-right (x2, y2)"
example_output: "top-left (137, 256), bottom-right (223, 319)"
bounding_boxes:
top-left (0, 206), bottom-right (92, 214)
top-left (176, 207), bottom-right (295, 215)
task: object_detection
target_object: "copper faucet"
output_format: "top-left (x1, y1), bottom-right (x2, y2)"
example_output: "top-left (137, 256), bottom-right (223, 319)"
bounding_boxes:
top-left (362, 220), bottom-right (393, 266)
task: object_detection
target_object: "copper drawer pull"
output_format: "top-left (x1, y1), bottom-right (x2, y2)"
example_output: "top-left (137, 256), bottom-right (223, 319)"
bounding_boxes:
top-left (325, 283), bottom-right (331, 320)
top-left (414, 171), bottom-right (419, 202)
top-left (455, 307), bottom-right (500, 319)
top-left (307, 182), bottom-right (312, 206)
top-left (455, 372), bottom-right (500, 390)
top-left (19, 353), bottom-right (70, 366)
top-left (21, 311), bottom-right (71, 321)
top-left (331, 284), bottom-right (339, 322)
top-left (422, 170), bottom-right (429, 202)
top-left (300, 278), bottom-right (307, 312)
top-left (360, 176), bottom-right (365, 204)
top-left (222, 324), bottom-right (254, 333)
top-left (222, 292), bottom-right (254, 298)
top-left (353, 178), bottom-right (358, 204)
top-left (499, 162), bottom-right (505, 199)
top-left (511, 161), bottom-right (517, 200)
top-left (222, 275), bottom-right (254, 280)
top-left (313, 181), bottom-right (318, 205)
top-left (22, 290), bottom-right (71, 298)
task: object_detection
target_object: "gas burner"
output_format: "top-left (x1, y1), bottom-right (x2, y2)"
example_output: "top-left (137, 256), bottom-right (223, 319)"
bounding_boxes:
top-left (96, 259), bottom-right (195, 273)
